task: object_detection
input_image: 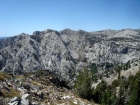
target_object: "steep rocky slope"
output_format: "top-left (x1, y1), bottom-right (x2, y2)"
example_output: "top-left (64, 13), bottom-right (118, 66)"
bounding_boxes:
top-left (0, 71), bottom-right (96, 105)
top-left (0, 28), bottom-right (140, 86)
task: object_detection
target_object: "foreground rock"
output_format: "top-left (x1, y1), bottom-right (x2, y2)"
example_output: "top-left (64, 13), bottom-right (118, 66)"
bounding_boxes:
top-left (0, 71), bottom-right (96, 105)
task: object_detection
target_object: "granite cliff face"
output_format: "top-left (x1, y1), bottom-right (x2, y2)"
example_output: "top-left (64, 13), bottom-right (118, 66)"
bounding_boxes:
top-left (0, 28), bottom-right (140, 85)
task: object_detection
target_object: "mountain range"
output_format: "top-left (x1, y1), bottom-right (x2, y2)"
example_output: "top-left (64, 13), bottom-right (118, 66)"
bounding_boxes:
top-left (0, 37), bottom-right (8, 39)
top-left (0, 28), bottom-right (140, 86)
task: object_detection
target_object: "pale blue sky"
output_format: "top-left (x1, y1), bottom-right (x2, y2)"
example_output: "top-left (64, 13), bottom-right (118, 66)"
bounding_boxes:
top-left (0, 0), bottom-right (140, 37)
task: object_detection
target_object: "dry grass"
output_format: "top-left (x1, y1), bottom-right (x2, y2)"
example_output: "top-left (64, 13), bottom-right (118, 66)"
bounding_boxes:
top-left (31, 80), bottom-right (40, 85)
top-left (68, 100), bottom-right (77, 105)
top-left (16, 75), bottom-right (25, 79)
top-left (0, 74), bottom-right (5, 81)
top-left (43, 99), bottom-right (48, 103)
top-left (3, 87), bottom-right (20, 98)
top-left (0, 72), bottom-right (11, 81)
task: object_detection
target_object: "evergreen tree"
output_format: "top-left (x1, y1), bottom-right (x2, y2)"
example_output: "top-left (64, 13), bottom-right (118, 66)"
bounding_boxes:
top-left (93, 80), bottom-right (107, 103)
top-left (74, 67), bottom-right (92, 99)
top-left (118, 84), bottom-right (124, 105)
top-left (118, 68), bottom-right (121, 80)
top-left (106, 86), bottom-right (112, 105)
top-left (128, 77), bottom-right (140, 105)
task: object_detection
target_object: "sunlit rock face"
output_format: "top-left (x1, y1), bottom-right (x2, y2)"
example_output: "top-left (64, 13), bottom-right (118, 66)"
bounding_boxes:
top-left (0, 28), bottom-right (140, 85)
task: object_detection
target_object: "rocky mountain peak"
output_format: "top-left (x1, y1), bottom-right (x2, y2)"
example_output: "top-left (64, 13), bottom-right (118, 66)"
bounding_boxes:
top-left (60, 28), bottom-right (75, 35)
top-left (44, 29), bottom-right (55, 33)
top-left (33, 31), bottom-right (41, 36)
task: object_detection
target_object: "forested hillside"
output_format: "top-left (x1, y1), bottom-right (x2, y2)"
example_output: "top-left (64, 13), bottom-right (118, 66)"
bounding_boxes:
top-left (75, 66), bottom-right (140, 105)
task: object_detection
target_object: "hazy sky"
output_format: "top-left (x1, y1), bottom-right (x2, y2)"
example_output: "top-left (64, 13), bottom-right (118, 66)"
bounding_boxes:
top-left (0, 0), bottom-right (140, 37)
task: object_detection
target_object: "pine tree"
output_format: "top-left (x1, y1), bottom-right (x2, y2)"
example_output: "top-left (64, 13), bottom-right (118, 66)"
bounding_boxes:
top-left (94, 80), bottom-right (107, 103)
top-left (74, 67), bottom-right (92, 99)
top-left (118, 84), bottom-right (124, 105)
top-left (106, 86), bottom-right (112, 105)
top-left (128, 77), bottom-right (140, 105)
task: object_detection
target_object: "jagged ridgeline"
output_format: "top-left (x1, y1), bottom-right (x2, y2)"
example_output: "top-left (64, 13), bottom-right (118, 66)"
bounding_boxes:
top-left (0, 28), bottom-right (140, 87)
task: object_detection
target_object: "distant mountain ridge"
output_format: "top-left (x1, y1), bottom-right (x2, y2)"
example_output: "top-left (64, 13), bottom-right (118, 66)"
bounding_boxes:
top-left (0, 37), bottom-right (8, 39)
top-left (0, 28), bottom-right (140, 86)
